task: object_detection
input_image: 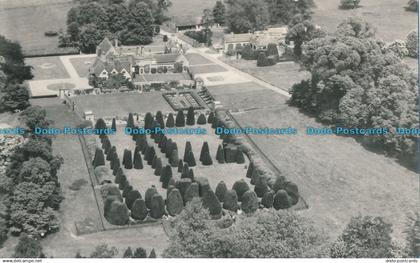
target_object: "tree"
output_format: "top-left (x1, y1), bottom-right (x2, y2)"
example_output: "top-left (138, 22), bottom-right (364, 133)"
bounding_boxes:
top-left (273, 190), bottom-right (292, 210)
top-left (406, 0), bottom-right (418, 12)
top-left (93, 148), bottom-right (105, 167)
top-left (207, 112), bottom-right (215, 124)
top-left (177, 159), bottom-right (184, 173)
top-left (240, 190), bottom-right (259, 214)
top-left (131, 198), bottom-right (148, 220)
top-left (340, 0), bottom-right (361, 9)
top-left (166, 113), bottom-right (175, 127)
top-left (90, 244), bottom-right (118, 258)
top-left (225, 0), bottom-right (270, 33)
top-left (145, 186), bottom-right (158, 209)
top-left (119, 2), bottom-right (154, 45)
top-left (167, 189), bottom-right (184, 216)
top-left (222, 190), bottom-right (239, 212)
top-left (0, 35), bottom-right (33, 82)
top-left (107, 201), bottom-right (129, 225)
top-left (406, 30), bottom-right (418, 58)
top-left (149, 248), bottom-right (157, 258)
top-left (175, 110), bottom-right (185, 127)
top-left (1, 84), bottom-right (30, 111)
top-left (133, 247), bottom-right (147, 258)
top-left (133, 150), bottom-right (143, 169)
top-left (170, 149), bottom-right (179, 167)
top-left (123, 149), bottom-right (133, 169)
top-left (126, 190), bottom-right (141, 209)
top-left (185, 150), bottom-right (196, 167)
top-left (235, 150), bottom-right (245, 164)
top-left (184, 182), bottom-right (199, 204)
top-left (197, 114), bottom-right (207, 125)
top-left (201, 9), bottom-right (214, 46)
top-left (254, 175), bottom-right (268, 197)
top-left (213, 1), bottom-right (226, 25)
top-left (186, 107), bottom-right (195, 126)
top-left (266, 0), bottom-right (315, 25)
top-left (215, 181), bottom-right (228, 202)
top-left (13, 235), bottom-right (43, 258)
top-left (384, 40), bottom-right (409, 58)
top-left (161, 165), bottom-right (173, 189)
top-left (216, 145), bottom-right (225, 163)
top-left (232, 179), bottom-right (250, 202)
top-left (78, 23), bottom-right (107, 53)
top-left (330, 216), bottom-right (394, 258)
top-left (127, 113), bottom-right (134, 129)
top-left (154, 158), bottom-right (162, 176)
top-left (183, 141), bottom-right (192, 162)
top-left (150, 194), bottom-right (165, 219)
top-left (202, 189), bottom-right (222, 218)
top-left (123, 247), bottom-right (133, 258)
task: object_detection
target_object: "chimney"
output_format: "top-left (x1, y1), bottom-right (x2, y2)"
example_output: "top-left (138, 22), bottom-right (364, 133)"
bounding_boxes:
top-left (114, 38), bottom-right (118, 48)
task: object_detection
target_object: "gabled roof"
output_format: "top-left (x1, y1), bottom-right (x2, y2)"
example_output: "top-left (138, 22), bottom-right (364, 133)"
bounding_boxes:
top-left (91, 57), bottom-right (131, 76)
top-left (251, 34), bottom-right (278, 47)
top-left (224, 33), bottom-right (253, 44)
top-left (97, 38), bottom-right (114, 54)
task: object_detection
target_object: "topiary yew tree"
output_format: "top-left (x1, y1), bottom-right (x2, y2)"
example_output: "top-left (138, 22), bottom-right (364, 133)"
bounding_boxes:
top-left (161, 165), bottom-right (173, 189)
top-left (241, 190), bottom-right (259, 214)
top-left (254, 175), bottom-right (268, 198)
top-left (107, 201), bottom-right (130, 225)
top-left (167, 189), bottom-right (184, 216)
top-left (154, 158), bottom-right (162, 176)
top-left (150, 194), bottom-right (165, 219)
top-left (123, 149), bottom-right (133, 169)
top-left (197, 113), bottom-right (207, 125)
top-left (235, 150), bottom-right (245, 164)
top-left (177, 159), bottom-right (184, 173)
top-left (207, 112), bottom-right (215, 124)
top-left (146, 146), bottom-right (156, 166)
top-left (246, 162), bottom-right (254, 178)
top-left (133, 150), bottom-right (144, 169)
top-left (156, 111), bottom-right (165, 128)
top-left (95, 118), bottom-right (107, 130)
top-left (170, 149), bottom-right (179, 167)
top-left (145, 186), bottom-right (158, 209)
top-left (166, 113), bottom-right (175, 127)
top-left (202, 189), bottom-right (222, 219)
top-left (201, 151), bottom-right (213, 166)
top-left (186, 150), bottom-right (196, 167)
top-left (232, 179), bottom-right (250, 202)
top-left (215, 181), bottom-right (228, 202)
top-left (175, 110), bottom-right (185, 127)
top-left (273, 190), bottom-right (292, 210)
top-left (131, 198), bottom-right (148, 220)
top-left (144, 112), bottom-right (154, 130)
top-left (127, 113), bottom-right (135, 129)
top-left (186, 107), bottom-right (195, 126)
top-left (93, 148), bottom-right (105, 168)
top-left (199, 142), bottom-right (210, 162)
top-left (111, 118), bottom-right (117, 132)
top-left (184, 182), bottom-right (199, 204)
top-left (183, 141), bottom-right (192, 162)
top-left (126, 190), bottom-right (142, 209)
top-left (261, 190), bottom-right (274, 208)
top-left (216, 145), bottom-right (225, 163)
top-left (223, 190), bottom-right (239, 212)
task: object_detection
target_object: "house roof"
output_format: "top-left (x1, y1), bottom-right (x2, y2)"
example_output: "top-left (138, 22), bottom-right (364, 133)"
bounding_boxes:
top-left (251, 34), bottom-right (278, 47)
top-left (266, 26), bottom-right (288, 36)
top-left (133, 72), bottom-right (191, 83)
top-left (97, 38), bottom-right (114, 54)
top-left (224, 33), bottom-right (253, 44)
top-left (91, 57), bottom-right (132, 76)
top-left (153, 53), bottom-right (182, 64)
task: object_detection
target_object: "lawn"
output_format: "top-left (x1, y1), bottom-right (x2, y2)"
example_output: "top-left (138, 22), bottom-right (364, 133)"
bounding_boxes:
top-left (189, 64), bottom-right (228, 74)
top-left (185, 53), bottom-right (215, 66)
top-left (225, 60), bottom-right (310, 92)
top-left (0, 0), bottom-right (73, 53)
top-left (26, 56), bottom-right (70, 80)
top-left (73, 93), bottom-right (173, 119)
top-left (109, 122), bottom-right (250, 199)
top-left (312, 0), bottom-right (417, 42)
top-left (69, 57), bottom-right (96, 78)
top-left (212, 88), bottom-right (419, 242)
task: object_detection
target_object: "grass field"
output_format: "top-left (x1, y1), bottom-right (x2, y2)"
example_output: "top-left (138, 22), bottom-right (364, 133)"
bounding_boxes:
top-left (73, 93), bottom-right (173, 118)
top-left (185, 53), bottom-right (214, 65)
top-left (189, 64), bottom-right (228, 74)
top-left (312, 0), bottom-right (417, 42)
top-left (69, 57), bottom-right (96, 78)
top-left (0, 0), bottom-right (73, 53)
top-left (26, 56), bottom-right (70, 80)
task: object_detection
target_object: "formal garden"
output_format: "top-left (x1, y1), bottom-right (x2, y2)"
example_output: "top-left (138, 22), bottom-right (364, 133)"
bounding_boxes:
top-left (83, 106), bottom-right (302, 227)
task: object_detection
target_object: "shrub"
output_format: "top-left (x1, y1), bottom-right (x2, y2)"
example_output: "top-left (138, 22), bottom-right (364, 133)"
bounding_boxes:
top-left (195, 177), bottom-right (211, 196)
top-left (156, 111), bottom-right (165, 128)
top-left (133, 150), bottom-right (144, 169)
top-left (177, 160), bottom-right (184, 173)
top-left (285, 182), bottom-right (299, 205)
top-left (406, 0), bottom-right (418, 12)
top-left (254, 176), bottom-right (268, 198)
top-left (246, 162), bottom-right (253, 178)
top-left (170, 149), bottom-right (179, 167)
top-left (149, 249), bottom-right (156, 258)
top-left (184, 182), bottom-right (199, 204)
top-left (69, 178), bottom-right (88, 191)
top-left (207, 112), bottom-right (215, 124)
top-left (111, 118), bottom-right (116, 131)
top-left (232, 179), bottom-right (250, 202)
top-left (165, 141), bottom-right (175, 158)
top-left (266, 43), bottom-right (279, 57)
top-left (183, 141), bottom-right (192, 162)
top-left (150, 194), bottom-right (165, 219)
top-left (161, 165), bottom-right (173, 189)
top-left (215, 181), bottom-right (228, 202)
top-left (241, 45), bottom-right (257, 60)
top-left (159, 136), bottom-right (167, 151)
top-left (123, 149), bottom-right (133, 169)
top-left (107, 201), bottom-right (130, 225)
top-left (163, 35), bottom-right (169, 42)
top-left (131, 198), bottom-right (148, 220)
top-left (126, 190), bottom-right (142, 210)
top-left (261, 190), bottom-right (274, 208)
top-left (273, 190), bottom-right (292, 210)
top-left (123, 247), bottom-right (133, 258)
top-left (145, 186), bottom-right (158, 209)
top-left (241, 190), bottom-right (259, 214)
top-left (93, 148), bottom-right (105, 167)
top-left (340, 0), bottom-right (360, 9)
top-left (154, 158), bottom-right (162, 176)
top-left (127, 113), bottom-right (134, 129)
top-left (186, 107), bottom-right (195, 125)
top-left (146, 146), bottom-right (156, 166)
top-left (136, 134), bottom-right (147, 151)
top-left (199, 142), bottom-right (210, 162)
top-left (272, 176), bottom-right (287, 192)
top-left (224, 145), bottom-right (237, 163)
top-left (95, 118), bottom-right (107, 130)
top-left (202, 189), bottom-right (222, 218)
top-left (167, 189), bottom-right (184, 216)
top-left (13, 235), bottom-right (43, 258)
top-left (406, 30), bottom-right (418, 58)
top-left (197, 114), bottom-right (206, 125)
top-left (188, 169), bottom-right (195, 181)
top-left (167, 185), bottom-right (176, 198)
top-left (256, 52), bottom-right (276, 67)
top-left (185, 150), bottom-right (196, 167)
top-left (133, 247), bottom-right (147, 258)
top-left (223, 190), bottom-right (239, 212)
top-left (384, 40), bottom-right (409, 58)
top-left (175, 110), bottom-right (185, 127)
top-left (177, 178), bottom-right (192, 200)
top-left (216, 145), bottom-right (225, 163)
top-left (122, 184), bottom-right (133, 198)
top-left (166, 113), bottom-right (175, 127)
top-left (142, 141), bottom-right (149, 155)
top-left (44, 30), bottom-right (58, 37)
top-left (235, 150), bottom-right (245, 164)
top-left (181, 163), bottom-right (189, 178)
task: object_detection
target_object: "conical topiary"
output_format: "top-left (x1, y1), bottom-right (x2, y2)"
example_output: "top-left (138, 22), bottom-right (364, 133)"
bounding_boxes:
top-left (165, 140), bottom-right (173, 158)
top-left (177, 160), bottom-right (183, 173)
top-left (232, 179), bottom-right (250, 202)
top-left (112, 158), bottom-right (120, 175)
top-left (115, 168), bottom-right (124, 184)
top-left (195, 177), bottom-right (210, 197)
top-left (122, 184), bottom-right (133, 198)
top-left (202, 189), bottom-right (222, 219)
top-left (272, 176), bottom-right (287, 192)
top-left (93, 148), bottom-right (105, 168)
top-left (127, 113), bottom-right (134, 129)
top-left (261, 190), bottom-right (274, 208)
top-left (118, 175), bottom-right (128, 190)
top-left (215, 181), bottom-right (228, 202)
top-left (133, 150), bottom-right (144, 169)
top-left (187, 169), bottom-right (195, 181)
top-left (176, 178), bottom-right (192, 200)
top-left (107, 146), bottom-right (117, 161)
top-left (186, 107), bottom-right (195, 126)
top-left (170, 149), bottom-right (179, 167)
top-left (107, 201), bottom-right (129, 225)
top-left (123, 247), bottom-right (133, 258)
top-left (111, 118), bottom-right (117, 132)
top-left (197, 113), bottom-right (206, 125)
top-left (199, 142), bottom-right (209, 162)
top-left (95, 118), bottom-right (107, 130)
top-left (254, 175), bottom-right (268, 198)
top-left (273, 190), bottom-right (292, 210)
top-left (154, 158), bottom-right (162, 176)
top-left (161, 165), bottom-right (173, 189)
top-left (241, 190), bottom-right (259, 214)
top-left (104, 195), bottom-right (122, 219)
top-left (223, 190), bottom-right (239, 212)
top-left (166, 113), bottom-right (175, 128)
top-left (246, 162), bottom-right (254, 178)
top-left (142, 141), bottom-right (149, 155)
top-left (148, 249), bottom-right (156, 258)
top-left (175, 110), bottom-right (185, 127)
top-left (136, 134), bottom-right (147, 151)
top-left (201, 151), bottom-right (213, 166)
top-left (123, 149), bottom-right (133, 169)
top-left (126, 190), bottom-right (142, 209)
top-left (184, 182), bottom-right (199, 204)
top-left (144, 112), bottom-right (154, 130)
top-left (146, 146), bottom-right (156, 166)
top-left (167, 185), bottom-right (176, 199)
top-left (131, 198), bottom-right (148, 220)
top-left (183, 141), bottom-right (192, 162)
top-left (235, 150), bottom-right (245, 164)
top-left (152, 155), bottom-right (157, 169)
top-left (156, 111), bottom-right (165, 128)
top-left (181, 163), bottom-right (189, 178)
top-left (250, 168), bottom-right (260, 185)
top-left (207, 112), bottom-right (215, 124)
top-left (166, 189), bottom-right (184, 216)
top-left (285, 182), bottom-right (299, 205)
top-left (186, 150), bottom-right (196, 167)
top-left (145, 186), bottom-right (158, 209)
top-left (216, 145), bottom-right (225, 163)
top-left (150, 194), bottom-right (165, 219)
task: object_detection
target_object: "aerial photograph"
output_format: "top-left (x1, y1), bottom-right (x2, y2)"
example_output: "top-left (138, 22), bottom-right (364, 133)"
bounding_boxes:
top-left (0, 0), bottom-right (419, 260)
